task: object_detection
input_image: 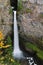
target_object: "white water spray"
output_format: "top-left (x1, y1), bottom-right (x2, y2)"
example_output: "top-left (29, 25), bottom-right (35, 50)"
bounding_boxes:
top-left (13, 11), bottom-right (25, 59)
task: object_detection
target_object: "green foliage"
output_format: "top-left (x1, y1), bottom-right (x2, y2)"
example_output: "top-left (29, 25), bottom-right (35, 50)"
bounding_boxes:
top-left (18, 0), bottom-right (23, 11)
top-left (9, 8), bottom-right (13, 14)
top-left (0, 45), bottom-right (21, 65)
top-left (25, 43), bottom-right (43, 59)
top-left (39, 13), bottom-right (43, 18)
top-left (6, 36), bottom-right (12, 44)
top-left (0, 35), bottom-right (21, 65)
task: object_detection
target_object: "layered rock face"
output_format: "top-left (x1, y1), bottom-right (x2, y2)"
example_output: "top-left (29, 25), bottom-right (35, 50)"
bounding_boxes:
top-left (0, 0), bottom-right (43, 48)
top-left (29, 0), bottom-right (43, 4)
top-left (18, 0), bottom-right (43, 49)
top-left (0, 0), bottom-right (12, 36)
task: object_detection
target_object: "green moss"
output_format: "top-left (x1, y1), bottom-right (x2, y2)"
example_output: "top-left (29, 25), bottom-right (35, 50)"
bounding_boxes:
top-left (39, 13), bottom-right (43, 18)
top-left (37, 50), bottom-right (43, 60)
top-left (25, 43), bottom-right (43, 59)
top-left (6, 36), bottom-right (12, 44)
top-left (9, 8), bottom-right (13, 14)
top-left (26, 8), bottom-right (32, 13)
top-left (18, 0), bottom-right (23, 11)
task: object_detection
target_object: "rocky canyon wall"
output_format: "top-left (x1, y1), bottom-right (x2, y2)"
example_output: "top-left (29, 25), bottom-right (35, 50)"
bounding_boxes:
top-left (0, 0), bottom-right (43, 49)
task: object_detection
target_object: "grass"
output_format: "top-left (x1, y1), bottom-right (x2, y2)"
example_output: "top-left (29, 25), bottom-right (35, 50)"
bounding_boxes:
top-left (25, 43), bottom-right (43, 60)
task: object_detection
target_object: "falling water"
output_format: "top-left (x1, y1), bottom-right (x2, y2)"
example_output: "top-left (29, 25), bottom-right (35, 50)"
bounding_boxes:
top-left (10, 0), bottom-right (38, 65)
top-left (13, 11), bottom-right (25, 59)
top-left (12, 11), bottom-right (37, 65)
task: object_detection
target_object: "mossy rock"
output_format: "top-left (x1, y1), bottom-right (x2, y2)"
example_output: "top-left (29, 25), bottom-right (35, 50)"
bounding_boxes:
top-left (25, 8), bottom-right (32, 13)
top-left (38, 13), bottom-right (43, 18)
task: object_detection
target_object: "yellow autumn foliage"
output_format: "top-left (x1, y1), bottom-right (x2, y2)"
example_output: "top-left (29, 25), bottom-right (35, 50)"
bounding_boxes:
top-left (0, 41), bottom-right (4, 47)
top-left (0, 31), bottom-right (4, 40)
top-left (1, 57), bottom-right (5, 60)
top-left (11, 59), bottom-right (14, 62)
top-left (1, 45), bottom-right (11, 48)
top-left (0, 31), bottom-right (11, 49)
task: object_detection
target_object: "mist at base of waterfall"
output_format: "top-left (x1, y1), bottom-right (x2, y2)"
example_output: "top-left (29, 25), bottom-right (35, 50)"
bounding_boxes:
top-left (13, 49), bottom-right (25, 60)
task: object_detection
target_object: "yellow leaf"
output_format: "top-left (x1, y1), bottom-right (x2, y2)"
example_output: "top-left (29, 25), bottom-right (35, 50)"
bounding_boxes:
top-left (1, 57), bottom-right (4, 60)
top-left (4, 45), bottom-right (11, 48)
top-left (0, 41), bottom-right (4, 47)
top-left (1, 45), bottom-right (11, 48)
top-left (2, 64), bottom-right (4, 65)
top-left (0, 31), bottom-right (4, 40)
top-left (11, 59), bottom-right (14, 62)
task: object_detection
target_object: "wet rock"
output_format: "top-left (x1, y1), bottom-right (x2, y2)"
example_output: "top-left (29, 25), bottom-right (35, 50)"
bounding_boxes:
top-left (20, 60), bottom-right (28, 65)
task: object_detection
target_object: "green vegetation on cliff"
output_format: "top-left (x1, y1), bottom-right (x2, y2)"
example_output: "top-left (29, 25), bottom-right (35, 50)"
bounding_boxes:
top-left (25, 43), bottom-right (43, 60)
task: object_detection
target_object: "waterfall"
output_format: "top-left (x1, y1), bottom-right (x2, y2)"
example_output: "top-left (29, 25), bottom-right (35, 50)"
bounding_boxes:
top-left (13, 11), bottom-right (19, 49)
top-left (13, 11), bottom-right (25, 59)
top-left (12, 11), bottom-right (37, 65)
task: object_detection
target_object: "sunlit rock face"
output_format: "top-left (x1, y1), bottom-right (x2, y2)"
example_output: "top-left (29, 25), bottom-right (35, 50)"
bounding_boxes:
top-left (22, 0), bottom-right (28, 2)
top-left (0, 0), bottom-right (12, 36)
top-left (29, 0), bottom-right (43, 4)
top-left (18, 14), bottom-right (43, 38)
top-left (17, 0), bottom-right (43, 49)
top-left (29, 0), bottom-right (36, 4)
top-left (0, 0), bottom-right (43, 49)
top-left (37, 0), bottom-right (43, 5)
top-left (0, 0), bottom-right (10, 6)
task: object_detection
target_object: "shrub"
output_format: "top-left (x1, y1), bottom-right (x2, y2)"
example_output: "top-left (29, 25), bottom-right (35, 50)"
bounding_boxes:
top-left (0, 31), bottom-right (4, 41)
top-left (0, 31), bottom-right (11, 55)
top-left (6, 36), bottom-right (12, 45)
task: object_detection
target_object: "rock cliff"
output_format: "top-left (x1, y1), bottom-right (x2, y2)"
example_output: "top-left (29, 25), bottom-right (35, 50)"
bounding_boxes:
top-left (0, 0), bottom-right (12, 36)
top-left (0, 0), bottom-right (43, 49)
top-left (18, 0), bottom-right (43, 49)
